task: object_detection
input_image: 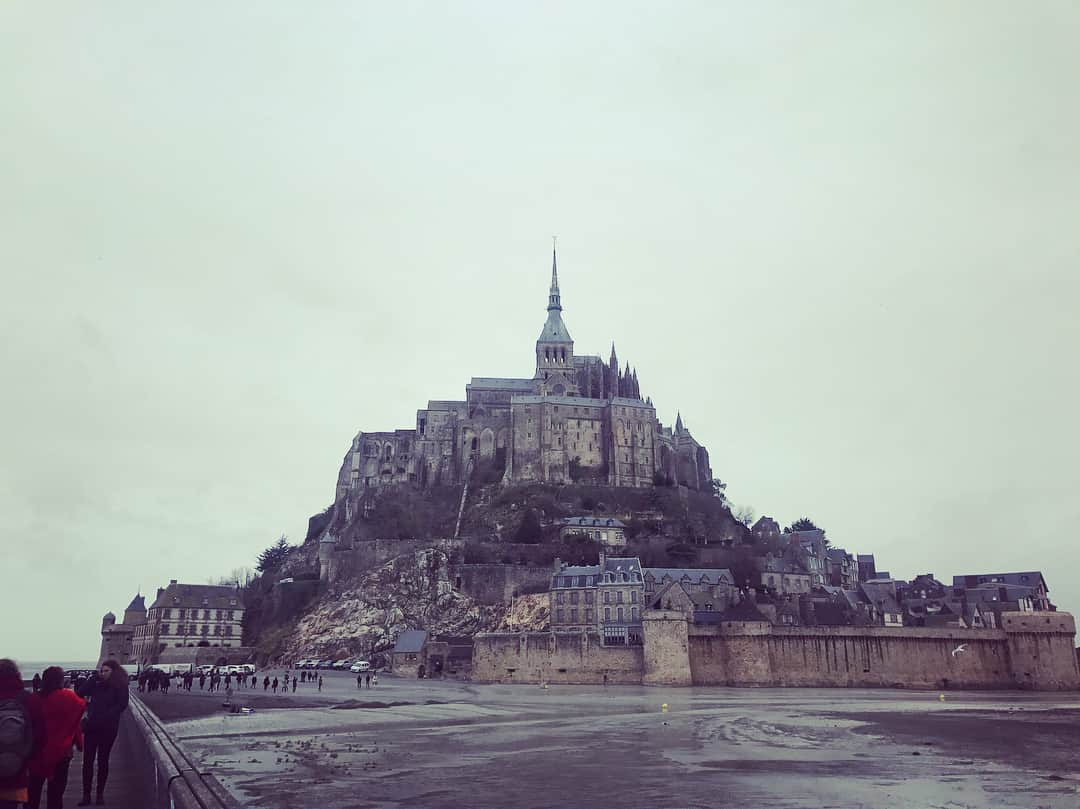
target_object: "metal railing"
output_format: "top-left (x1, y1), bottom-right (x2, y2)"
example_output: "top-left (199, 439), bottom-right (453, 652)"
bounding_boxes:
top-left (122, 694), bottom-right (242, 809)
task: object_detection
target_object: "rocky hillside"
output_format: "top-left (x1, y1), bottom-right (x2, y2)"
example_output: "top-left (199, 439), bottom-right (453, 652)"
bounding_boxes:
top-left (282, 548), bottom-right (549, 661)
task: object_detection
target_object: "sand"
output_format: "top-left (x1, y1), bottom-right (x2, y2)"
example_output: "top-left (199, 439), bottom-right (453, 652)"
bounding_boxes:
top-left (150, 670), bottom-right (1080, 808)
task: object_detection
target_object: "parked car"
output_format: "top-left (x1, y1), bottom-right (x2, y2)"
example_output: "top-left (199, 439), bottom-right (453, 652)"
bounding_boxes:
top-left (196, 665), bottom-right (215, 676)
top-left (332, 659), bottom-right (351, 670)
top-left (297, 659), bottom-right (316, 669)
top-left (240, 664), bottom-right (256, 675)
top-left (349, 661), bottom-right (371, 673)
top-left (317, 660), bottom-right (336, 670)
top-left (225, 665), bottom-right (242, 676)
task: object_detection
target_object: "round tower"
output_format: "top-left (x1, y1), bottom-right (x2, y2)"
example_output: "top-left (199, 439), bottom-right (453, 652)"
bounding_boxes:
top-left (101, 611), bottom-right (116, 630)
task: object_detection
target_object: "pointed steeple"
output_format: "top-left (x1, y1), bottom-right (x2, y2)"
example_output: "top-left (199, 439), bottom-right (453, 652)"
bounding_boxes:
top-left (609, 342), bottom-right (618, 366)
top-left (548, 239), bottom-right (561, 312)
top-left (675, 412), bottom-right (684, 433)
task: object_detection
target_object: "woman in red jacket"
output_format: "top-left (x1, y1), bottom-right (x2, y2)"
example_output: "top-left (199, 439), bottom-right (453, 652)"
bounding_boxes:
top-left (27, 666), bottom-right (86, 809)
top-left (0, 659), bottom-right (46, 809)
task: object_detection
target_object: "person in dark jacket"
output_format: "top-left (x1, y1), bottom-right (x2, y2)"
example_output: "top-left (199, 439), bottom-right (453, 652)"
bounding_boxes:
top-left (0, 659), bottom-right (46, 809)
top-left (27, 666), bottom-right (85, 809)
top-left (75, 660), bottom-right (129, 806)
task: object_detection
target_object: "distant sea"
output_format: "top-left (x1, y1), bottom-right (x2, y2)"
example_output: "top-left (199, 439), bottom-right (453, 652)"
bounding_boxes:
top-left (17, 660), bottom-right (97, 675)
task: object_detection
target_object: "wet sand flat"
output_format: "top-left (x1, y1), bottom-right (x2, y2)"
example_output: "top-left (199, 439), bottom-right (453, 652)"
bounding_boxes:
top-left (154, 671), bottom-right (1080, 808)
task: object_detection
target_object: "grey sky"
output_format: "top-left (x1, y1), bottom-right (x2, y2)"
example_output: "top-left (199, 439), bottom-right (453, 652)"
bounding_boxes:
top-left (2, 2), bottom-right (1078, 661)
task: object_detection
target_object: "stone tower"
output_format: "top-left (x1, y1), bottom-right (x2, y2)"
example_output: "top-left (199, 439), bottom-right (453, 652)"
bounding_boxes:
top-left (534, 246), bottom-right (577, 395)
top-left (123, 593), bottom-right (146, 627)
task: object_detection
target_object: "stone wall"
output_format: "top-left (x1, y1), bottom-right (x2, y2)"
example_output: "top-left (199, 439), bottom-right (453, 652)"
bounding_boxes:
top-left (157, 646), bottom-right (254, 667)
top-left (448, 564), bottom-right (552, 605)
top-left (473, 631), bottom-right (643, 684)
top-left (470, 612), bottom-right (1080, 691)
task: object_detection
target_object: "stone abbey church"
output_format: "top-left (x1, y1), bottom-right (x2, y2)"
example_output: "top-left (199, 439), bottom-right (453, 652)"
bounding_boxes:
top-left (335, 251), bottom-right (711, 498)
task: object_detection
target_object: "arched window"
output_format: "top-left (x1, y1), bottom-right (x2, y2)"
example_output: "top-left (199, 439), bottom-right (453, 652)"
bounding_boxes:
top-left (384, 444), bottom-right (392, 460)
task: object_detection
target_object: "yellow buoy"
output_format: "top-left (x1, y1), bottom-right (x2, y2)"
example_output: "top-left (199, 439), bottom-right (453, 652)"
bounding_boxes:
top-left (661, 703), bottom-right (669, 713)
top-left (938, 693), bottom-right (945, 701)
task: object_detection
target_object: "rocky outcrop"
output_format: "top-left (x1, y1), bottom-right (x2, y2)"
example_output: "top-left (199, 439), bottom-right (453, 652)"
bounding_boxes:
top-left (284, 549), bottom-right (547, 659)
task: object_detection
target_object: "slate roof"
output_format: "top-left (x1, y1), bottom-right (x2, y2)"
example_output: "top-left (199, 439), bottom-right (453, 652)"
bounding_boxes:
top-left (125, 594), bottom-right (146, 612)
top-left (392, 630), bottom-right (429, 654)
top-left (150, 582), bottom-right (242, 611)
top-left (601, 557), bottom-right (642, 578)
top-left (561, 516), bottom-right (626, 529)
top-left (537, 309), bottom-right (573, 343)
top-left (859, 581), bottom-right (901, 614)
top-left (822, 586), bottom-right (865, 610)
top-left (952, 572), bottom-right (1047, 591)
top-left (718, 598), bottom-right (770, 623)
top-left (644, 567), bottom-right (735, 586)
top-left (468, 378), bottom-right (536, 391)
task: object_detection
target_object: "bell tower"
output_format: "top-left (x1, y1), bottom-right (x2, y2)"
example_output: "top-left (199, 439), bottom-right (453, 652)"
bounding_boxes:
top-left (534, 243), bottom-right (576, 391)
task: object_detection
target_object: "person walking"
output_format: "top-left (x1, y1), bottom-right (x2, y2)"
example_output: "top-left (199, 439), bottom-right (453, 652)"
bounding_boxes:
top-left (317, 675), bottom-right (323, 692)
top-left (356, 673), bottom-right (362, 690)
top-left (365, 672), bottom-right (372, 689)
top-left (262, 676), bottom-right (269, 692)
top-left (291, 678), bottom-right (296, 694)
top-left (75, 660), bottom-right (129, 807)
top-left (372, 672), bottom-right (378, 687)
top-left (271, 678), bottom-right (278, 695)
top-left (0, 659), bottom-right (46, 809)
top-left (26, 666), bottom-right (85, 809)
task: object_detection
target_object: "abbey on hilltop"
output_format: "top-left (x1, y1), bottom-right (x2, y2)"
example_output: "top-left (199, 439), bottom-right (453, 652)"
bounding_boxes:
top-left (335, 249), bottom-right (711, 498)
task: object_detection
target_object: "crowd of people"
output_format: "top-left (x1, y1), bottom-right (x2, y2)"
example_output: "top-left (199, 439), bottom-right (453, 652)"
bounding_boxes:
top-left (0, 659), bottom-right (128, 809)
top-left (0, 658), bottom-right (384, 808)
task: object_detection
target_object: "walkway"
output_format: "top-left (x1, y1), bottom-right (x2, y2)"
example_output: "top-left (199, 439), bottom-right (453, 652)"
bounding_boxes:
top-left (59, 722), bottom-right (146, 808)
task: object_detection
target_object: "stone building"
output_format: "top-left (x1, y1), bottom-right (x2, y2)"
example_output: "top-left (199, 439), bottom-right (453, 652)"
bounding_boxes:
top-left (130, 581), bottom-right (245, 666)
top-left (98, 593), bottom-right (146, 666)
top-left (334, 250), bottom-right (712, 502)
top-left (558, 516), bottom-right (627, 547)
top-left (549, 556), bottom-right (647, 645)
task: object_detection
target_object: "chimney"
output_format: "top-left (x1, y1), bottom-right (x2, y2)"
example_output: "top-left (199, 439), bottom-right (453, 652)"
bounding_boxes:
top-left (169, 579), bottom-right (177, 586)
top-left (553, 557), bottom-right (563, 573)
top-left (598, 550), bottom-right (606, 568)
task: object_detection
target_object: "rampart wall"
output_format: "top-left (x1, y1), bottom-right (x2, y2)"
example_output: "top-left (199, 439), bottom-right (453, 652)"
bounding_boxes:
top-left (473, 631), bottom-right (643, 684)
top-left (473, 611), bottom-right (1080, 691)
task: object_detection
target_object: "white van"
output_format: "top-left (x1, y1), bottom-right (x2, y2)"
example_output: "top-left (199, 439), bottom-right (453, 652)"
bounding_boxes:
top-left (349, 661), bottom-right (371, 673)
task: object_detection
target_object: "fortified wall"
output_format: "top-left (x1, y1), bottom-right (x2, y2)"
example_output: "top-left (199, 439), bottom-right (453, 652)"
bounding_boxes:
top-left (474, 610), bottom-right (1080, 691)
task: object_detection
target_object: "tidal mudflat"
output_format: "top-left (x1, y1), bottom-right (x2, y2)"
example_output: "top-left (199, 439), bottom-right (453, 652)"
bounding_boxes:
top-left (154, 671), bottom-right (1080, 808)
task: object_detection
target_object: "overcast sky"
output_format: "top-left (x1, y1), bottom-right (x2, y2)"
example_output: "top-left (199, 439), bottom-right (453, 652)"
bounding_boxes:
top-left (3, 2), bottom-right (1078, 662)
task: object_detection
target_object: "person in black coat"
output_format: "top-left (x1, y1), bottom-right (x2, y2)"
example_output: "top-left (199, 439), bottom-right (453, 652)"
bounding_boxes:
top-left (75, 661), bottom-right (129, 806)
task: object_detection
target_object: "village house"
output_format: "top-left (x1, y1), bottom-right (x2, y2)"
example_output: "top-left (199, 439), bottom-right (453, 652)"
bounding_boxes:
top-left (827, 548), bottom-right (859, 589)
top-left (952, 572), bottom-right (1052, 611)
top-left (549, 555), bottom-right (647, 645)
top-left (759, 555), bottom-right (812, 596)
top-left (786, 529), bottom-right (829, 586)
top-left (858, 579), bottom-right (904, 627)
top-left (558, 516), bottom-right (627, 548)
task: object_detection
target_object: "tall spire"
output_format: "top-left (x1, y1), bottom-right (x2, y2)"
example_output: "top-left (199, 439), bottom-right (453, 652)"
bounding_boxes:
top-left (548, 236), bottom-right (561, 312)
top-left (675, 412), bottom-right (685, 433)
